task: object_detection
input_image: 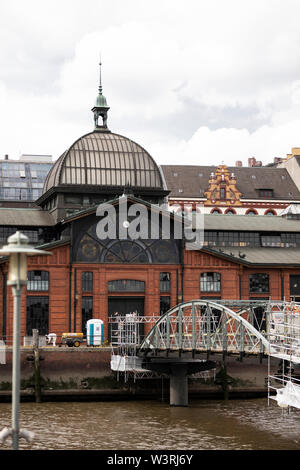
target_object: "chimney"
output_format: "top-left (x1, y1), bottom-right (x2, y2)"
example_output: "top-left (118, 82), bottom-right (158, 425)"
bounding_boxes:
top-left (248, 157), bottom-right (256, 167)
top-left (4, 154), bottom-right (8, 160)
top-left (235, 161), bottom-right (243, 167)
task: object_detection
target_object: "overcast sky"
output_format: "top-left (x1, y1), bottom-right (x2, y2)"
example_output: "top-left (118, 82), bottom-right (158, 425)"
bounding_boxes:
top-left (1, 0), bottom-right (300, 167)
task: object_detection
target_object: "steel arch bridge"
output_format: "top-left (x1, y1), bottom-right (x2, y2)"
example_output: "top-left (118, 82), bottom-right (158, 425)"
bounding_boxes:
top-left (138, 300), bottom-right (271, 357)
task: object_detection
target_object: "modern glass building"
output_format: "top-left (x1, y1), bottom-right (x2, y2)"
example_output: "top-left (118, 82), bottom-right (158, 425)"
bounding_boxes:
top-left (0, 155), bottom-right (53, 202)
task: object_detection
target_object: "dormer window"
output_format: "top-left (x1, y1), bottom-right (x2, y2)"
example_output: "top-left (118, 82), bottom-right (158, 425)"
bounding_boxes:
top-left (259, 189), bottom-right (273, 198)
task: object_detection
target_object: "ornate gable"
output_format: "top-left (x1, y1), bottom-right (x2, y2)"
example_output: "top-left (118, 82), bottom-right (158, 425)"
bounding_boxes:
top-left (204, 164), bottom-right (242, 206)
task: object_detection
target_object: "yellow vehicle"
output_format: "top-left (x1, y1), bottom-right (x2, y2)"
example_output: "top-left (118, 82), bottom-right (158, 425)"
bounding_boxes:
top-left (61, 332), bottom-right (84, 347)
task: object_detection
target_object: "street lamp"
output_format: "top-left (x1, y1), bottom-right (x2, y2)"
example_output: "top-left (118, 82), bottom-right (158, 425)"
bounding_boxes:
top-left (0, 231), bottom-right (51, 450)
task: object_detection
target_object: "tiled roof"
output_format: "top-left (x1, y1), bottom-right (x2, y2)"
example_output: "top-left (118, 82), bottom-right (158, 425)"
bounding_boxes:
top-left (161, 165), bottom-right (300, 200)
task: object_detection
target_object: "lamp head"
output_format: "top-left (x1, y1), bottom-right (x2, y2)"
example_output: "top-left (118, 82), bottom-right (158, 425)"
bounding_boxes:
top-left (0, 231), bottom-right (51, 286)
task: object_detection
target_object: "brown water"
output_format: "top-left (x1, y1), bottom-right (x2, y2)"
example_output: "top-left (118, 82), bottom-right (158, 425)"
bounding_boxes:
top-left (0, 398), bottom-right (299, 450)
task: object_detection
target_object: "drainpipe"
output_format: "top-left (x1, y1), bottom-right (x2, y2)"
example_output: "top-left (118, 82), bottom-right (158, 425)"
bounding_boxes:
top-left (281, 271), bottom-right (284, 301)
top-left (73, 268), bottom-right (77, 332)
top-left (239, 266), bottom-right (243, 300)
top-left (68, 223), bottom-right (73, 331)
top-left (0, 266), bottom-right (7, 341)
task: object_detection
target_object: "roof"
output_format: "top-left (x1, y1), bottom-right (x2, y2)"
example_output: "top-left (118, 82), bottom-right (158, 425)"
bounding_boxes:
top-left (43, 130), bottom-right (166, 194)
top-left (197, 214), bottom-right (300, 232)
top-left (161, 165), bottom-right (300, 200)
top-left (207, 246), bottom-right (300, 266)
top-left (0, 208), bottom-right (55, 226)
top-left (280, 204), bottom-right (300, 216)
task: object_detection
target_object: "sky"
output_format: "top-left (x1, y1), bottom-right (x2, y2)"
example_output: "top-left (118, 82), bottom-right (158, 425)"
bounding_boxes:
top-left (1, 0), bottom-right (300, 167)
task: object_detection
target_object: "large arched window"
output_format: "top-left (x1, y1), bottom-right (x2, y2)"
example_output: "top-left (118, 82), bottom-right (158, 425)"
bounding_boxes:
top-left (27, 271), bottom-right (49, 291)
top-left (200, 272), bottom-right (221, 292)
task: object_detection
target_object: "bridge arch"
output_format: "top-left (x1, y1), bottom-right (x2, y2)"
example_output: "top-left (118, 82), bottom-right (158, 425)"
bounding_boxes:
top-left (139, 300), bottom-right (271, 355)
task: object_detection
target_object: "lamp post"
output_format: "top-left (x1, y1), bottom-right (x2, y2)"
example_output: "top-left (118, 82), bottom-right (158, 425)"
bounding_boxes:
top-left (0, 231), bottom-right (51, 450)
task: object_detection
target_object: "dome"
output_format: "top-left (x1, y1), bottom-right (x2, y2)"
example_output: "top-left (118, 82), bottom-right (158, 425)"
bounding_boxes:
top-left (43, 130), bottom-right (167, 195)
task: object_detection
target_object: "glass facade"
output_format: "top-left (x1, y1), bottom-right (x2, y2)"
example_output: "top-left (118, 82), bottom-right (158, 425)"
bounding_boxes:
top-left (0, 161), bottom-right (52, 201)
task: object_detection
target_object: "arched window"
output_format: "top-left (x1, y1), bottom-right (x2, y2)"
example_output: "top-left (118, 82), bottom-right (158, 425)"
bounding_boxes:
top-left (225, 208), bottom-right (236, 215)
top-left (82, 272), bottom-right (93, 292)
top-left (27, 271), bottom-right (49, 291)
top-left (265, 209), bottom-right (276, 216)
top-left (211, 208), bottom-right (222, 214)
top-left (246, 209), bottom-right (258, 216)
top-left (200, 272), bottom-right (221, 292)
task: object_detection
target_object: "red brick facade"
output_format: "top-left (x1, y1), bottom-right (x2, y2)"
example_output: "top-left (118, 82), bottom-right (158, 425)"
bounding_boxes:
top-left (1, 241), bottom-right (300, 342)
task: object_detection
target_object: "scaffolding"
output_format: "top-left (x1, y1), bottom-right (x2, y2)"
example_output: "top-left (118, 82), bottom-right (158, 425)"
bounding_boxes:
top-left (267, 302), bottom-right (300, 411)
top-left (110, 314), bottom-right (163, 381)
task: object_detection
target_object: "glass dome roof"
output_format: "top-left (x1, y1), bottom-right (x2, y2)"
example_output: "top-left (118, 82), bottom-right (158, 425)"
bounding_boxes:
top-left (43, 130), bottom-right (166, 194)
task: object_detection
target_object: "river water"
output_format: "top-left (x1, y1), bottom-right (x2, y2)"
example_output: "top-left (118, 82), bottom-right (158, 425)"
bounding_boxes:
top-left (0, 398), bottom-right (299, 450)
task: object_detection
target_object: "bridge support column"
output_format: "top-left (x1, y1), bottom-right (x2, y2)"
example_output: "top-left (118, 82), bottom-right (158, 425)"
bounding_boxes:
top-left (170, 365), bottom-right (188, 407)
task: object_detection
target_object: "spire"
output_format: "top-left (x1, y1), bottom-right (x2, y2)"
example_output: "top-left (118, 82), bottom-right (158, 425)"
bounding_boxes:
top-left (92, 59), bottom-right (110, 131)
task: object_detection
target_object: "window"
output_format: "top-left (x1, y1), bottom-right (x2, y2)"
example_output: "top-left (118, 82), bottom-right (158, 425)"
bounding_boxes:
top-left (220, 187), bottom-right (226, 200)
top-left (249, 273), bottom-right (269, 293)
top-left (27, 271), bottom-right (49, 291)
top-left (82, 272), bottom-right (93, 292)
top-left (201, 272), bottom-right (221, 292)
top-left (160, 272), bottom-right (170, 292)
top-left (246, 210), bottom-right (257, 216)
top-left (26, 296), bottom-right (49, 335)
top-left (160, 296), bottom-right (170, 315)
top-left (259, 189), bottom-right (273, 198)
top-left (108, 279), bottom-right (145, 292)
top-left (211, 209), bottom-right (221, 214)
top-left (82, 297), bottom-right (93, 333)
top-left (261, 235), bottom-right (281, 247)
top-left (265, 210), bottom-right (276, 216)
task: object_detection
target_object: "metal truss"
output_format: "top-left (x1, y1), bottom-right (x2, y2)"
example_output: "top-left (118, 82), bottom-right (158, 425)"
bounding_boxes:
top-left (139, 300), bottom-right (270, 356)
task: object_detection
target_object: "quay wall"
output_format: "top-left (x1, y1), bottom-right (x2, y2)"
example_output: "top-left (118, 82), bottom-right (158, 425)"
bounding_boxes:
top-left (0, 347), bottom-right (281, 402)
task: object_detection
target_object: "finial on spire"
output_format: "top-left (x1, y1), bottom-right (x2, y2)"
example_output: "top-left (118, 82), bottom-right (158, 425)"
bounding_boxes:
top-left (98, 54), bottom-right (103, 95)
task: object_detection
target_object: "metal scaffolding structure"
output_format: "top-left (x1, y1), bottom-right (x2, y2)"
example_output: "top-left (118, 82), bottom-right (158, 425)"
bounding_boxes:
top-left (267, 302), bottom-right (300, 410)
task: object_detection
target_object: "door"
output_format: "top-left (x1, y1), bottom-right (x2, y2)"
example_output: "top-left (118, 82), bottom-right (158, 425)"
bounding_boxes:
top-left (108, 297), bottom-right (144, 345)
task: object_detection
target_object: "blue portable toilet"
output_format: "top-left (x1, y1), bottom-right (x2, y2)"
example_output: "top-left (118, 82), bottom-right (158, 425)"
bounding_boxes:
top-left (86, 319), bottom-right (104, 346)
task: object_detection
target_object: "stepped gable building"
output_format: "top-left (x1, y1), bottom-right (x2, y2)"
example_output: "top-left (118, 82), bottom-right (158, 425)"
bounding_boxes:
top-left (0, 66), bottom-right (300, 343)
top-left (162, 157), bottom-right (300, 216)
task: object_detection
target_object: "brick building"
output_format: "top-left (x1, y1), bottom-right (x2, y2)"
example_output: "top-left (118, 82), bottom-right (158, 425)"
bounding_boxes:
top-left (1, 71), bottom-right (300, 344)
